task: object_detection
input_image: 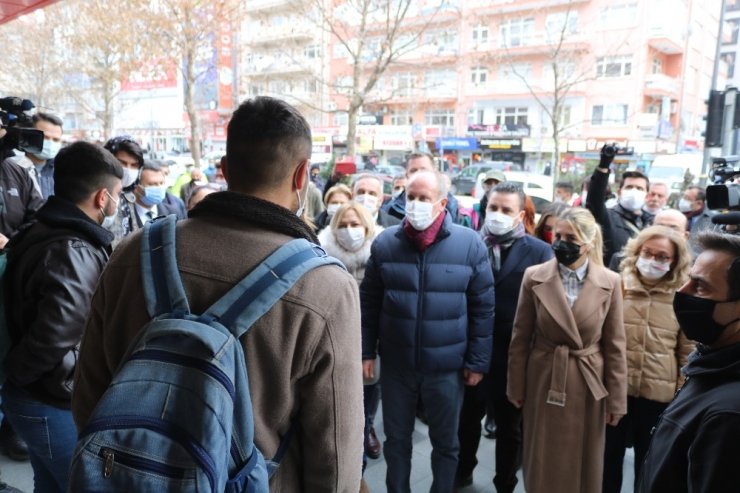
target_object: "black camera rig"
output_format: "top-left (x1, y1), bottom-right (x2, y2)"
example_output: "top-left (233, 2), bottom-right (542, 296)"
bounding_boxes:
top-left (0, 97), bottom-right (44, 155)
top-left (707, 156), bottom-right (740, 232)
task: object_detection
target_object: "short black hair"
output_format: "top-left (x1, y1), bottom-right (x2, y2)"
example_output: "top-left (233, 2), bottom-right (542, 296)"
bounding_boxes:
top-left (141, 159), bottom-right (163, 173)
top-left (619, 170), bottom-right (649, 190)
top-left (32, 112), bottom-right (63, 129)
top-left (226, 97), bottom-right (311, 190)
top-left (555, 181), bottom-right (574, 194)
top-left (103, 135), bottom-right (144, 168)
top-left (697, 232), bottom-right (740, 300)
top-left (54, 142), bottom-right (123, 204)
top-left (687, 185), bottom-right (706, 202)
top-left (490, 182), bottom-right (525, 210)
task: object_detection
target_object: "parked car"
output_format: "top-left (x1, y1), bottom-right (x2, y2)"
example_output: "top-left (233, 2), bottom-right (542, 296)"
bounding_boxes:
top-left (373, 165), bottom-right (406, 177)
top-left (450, 161), bottom-right (520, 195)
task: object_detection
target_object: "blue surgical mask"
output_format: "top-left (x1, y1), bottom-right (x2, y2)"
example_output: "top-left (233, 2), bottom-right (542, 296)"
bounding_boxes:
top-left (34, 139), bottom-right (61, 161)
top-left (140, 186), bottom-right (166, 207)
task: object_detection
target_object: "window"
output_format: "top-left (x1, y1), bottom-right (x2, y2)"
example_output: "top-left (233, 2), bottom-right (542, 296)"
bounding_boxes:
top-left (652, 57), bottom-right (663, 74)
top-left (390, 111), bottom-right (413, 125)
top-left (468, 108), bottom-right (485, 125)
top-left (724, 19), bottom-right (740, 45)
top-left (545, 11), bottom-right (578, 41)
top-left (248, 83), bottom-right (263, 96)
top-left (424, 70), bottom-right (457, 96)
top-left (304, 45), bottom-right (321, 59)
top-left (499, 63), bottom-right (532, 80)
top-left (729, 0), bottom-right (740, 11)
top-left (392, 73), bottom-right (416, 97)
top-left (596, 56), bottom-right (632, 78)
top-left (334, 112), bottom-right (348, 126)
top-left (599, 3), bottom-right (637, 27)
top-left (425, 108), bottom-right (455, 126)
top-left (472, 24), bottom-right (489, 45)
top-left (304, 79), bottom-right (320, 94)
top-left (495, 107), bottom-right (528, 126)
top-left (722, 52), bottom-right (736, 79)
top-left (543, 63), bottom-right (575, 83)
top-left (499, 18), bottom-right (534, 48)
top-left (470, 66), bottom-right (488, 85)
top-left (335, 76), bottom-right (353, 95)
top-left (591, 104), bottom-right (628, 125)
top-left (423, 28), bottom-right (458, 54)
top-left (268, 80), bottom-right (286, 94)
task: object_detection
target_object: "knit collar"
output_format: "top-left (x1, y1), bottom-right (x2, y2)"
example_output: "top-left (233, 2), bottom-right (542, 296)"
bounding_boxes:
top-left (189, 191), bottom-right (319, 243)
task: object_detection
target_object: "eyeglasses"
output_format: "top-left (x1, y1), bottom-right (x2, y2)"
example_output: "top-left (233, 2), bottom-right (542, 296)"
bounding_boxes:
top-left (639, 249), bottom-right (672, 263)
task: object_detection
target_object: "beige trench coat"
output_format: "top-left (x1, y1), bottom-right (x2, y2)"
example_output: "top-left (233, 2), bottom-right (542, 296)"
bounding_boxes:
top-left (508, 258), bottom-right (627, 493)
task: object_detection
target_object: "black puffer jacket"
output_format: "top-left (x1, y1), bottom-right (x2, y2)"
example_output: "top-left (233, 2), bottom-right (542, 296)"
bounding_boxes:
top-left (4, 196), bottom-right (113, 408)
top-left (638, 342), bottom-right (740, 493)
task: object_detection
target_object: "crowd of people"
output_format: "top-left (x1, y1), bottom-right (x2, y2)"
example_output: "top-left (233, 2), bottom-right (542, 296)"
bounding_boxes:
top-left (0, 96), bottom-right (738, 493)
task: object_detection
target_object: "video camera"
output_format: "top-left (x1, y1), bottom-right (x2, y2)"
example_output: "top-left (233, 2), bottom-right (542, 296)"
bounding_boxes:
top-left (0, 97), bottom-right (44, 155)
top-left (707, 156), bottom-right (740, 233)
top-left (601, 144), bottom-right (635, 157)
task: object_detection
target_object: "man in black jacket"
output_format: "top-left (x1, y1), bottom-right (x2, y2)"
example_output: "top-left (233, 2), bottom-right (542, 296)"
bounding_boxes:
top-left (586, 145), bottom-right (653, 267)
top-left (639, 232), bottom-right (740, 493)
top-left (2, 142), bottom-right (122, 493)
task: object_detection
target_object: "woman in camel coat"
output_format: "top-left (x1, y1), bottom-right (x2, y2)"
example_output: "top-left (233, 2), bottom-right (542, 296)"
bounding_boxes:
top-left (507, 207), bottom-right (627, 493)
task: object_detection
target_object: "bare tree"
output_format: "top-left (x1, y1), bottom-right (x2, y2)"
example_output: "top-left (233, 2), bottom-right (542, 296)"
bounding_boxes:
top-left (296, 0), bottom-right (447, 157)
top-left (139, 0), bottom-right (241, 166)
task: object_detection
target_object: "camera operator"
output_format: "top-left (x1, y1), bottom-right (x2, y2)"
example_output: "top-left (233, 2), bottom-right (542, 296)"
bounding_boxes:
top-left (7, 113), bottom-right (63, 200)
top-left (586, 144), bottom-right (654, 268)
top-left (0, 138), bottom-right (45, 250)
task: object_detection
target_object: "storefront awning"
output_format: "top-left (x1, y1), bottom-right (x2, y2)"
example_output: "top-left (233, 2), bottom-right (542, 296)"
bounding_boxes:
top-left (0, 0), bottom-right (60, 25)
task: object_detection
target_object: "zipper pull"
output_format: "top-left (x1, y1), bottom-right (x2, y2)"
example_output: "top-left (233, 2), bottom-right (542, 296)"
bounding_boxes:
top-left (102, 449), bottom-right (114, 478)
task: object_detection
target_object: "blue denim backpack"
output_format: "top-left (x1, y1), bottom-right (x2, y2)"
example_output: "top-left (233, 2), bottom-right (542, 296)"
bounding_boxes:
top-left (69, 215), bottom-right (344, 492)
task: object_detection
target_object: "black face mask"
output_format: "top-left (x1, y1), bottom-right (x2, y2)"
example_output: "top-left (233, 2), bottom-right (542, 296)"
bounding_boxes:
top-left (674, 291), bottom-right (740, 345)
top-left (552, 240), bottom-right (583, 267)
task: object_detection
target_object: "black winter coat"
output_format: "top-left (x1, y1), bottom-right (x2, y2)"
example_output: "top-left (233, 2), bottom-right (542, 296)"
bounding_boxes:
top-left (0, 157), bottom-right (45, 240)
top-left (638, 342), bottom-right (740, 493)
top-left (360, 213), bottom-right (495, 373)
top-left (4, 196), bottom-right (113, 407)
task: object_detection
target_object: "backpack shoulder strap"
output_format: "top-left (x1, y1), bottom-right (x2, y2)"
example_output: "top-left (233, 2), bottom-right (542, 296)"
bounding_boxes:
top-left (141, 215), bottom-right (190, 318)
top-left (205, 238), bottom-right (344, 338)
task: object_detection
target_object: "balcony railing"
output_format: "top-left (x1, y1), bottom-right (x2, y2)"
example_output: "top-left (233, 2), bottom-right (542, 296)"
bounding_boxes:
top-left (647, 24), bottom-right (685, 55)
top-left (243, 24), bottom-right (315, 45)
top-left (644, 73), bottom-right (680, 97)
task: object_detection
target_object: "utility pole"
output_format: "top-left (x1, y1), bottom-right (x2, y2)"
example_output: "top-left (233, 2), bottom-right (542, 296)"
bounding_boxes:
top-left (703, 0), bottom-right (727, 177)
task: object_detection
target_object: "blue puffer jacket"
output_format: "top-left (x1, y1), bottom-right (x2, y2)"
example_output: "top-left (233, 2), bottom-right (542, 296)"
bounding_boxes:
top-left (360, 213), bottom-right (495, 374)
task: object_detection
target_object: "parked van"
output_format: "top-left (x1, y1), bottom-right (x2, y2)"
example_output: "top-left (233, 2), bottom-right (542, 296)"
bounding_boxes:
top-left (647, 154), bottom-right (703, 194)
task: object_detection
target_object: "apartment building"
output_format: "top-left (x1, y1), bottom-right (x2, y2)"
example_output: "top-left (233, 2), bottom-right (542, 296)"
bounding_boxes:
top-left (239, 0), bottom-right (721, 170)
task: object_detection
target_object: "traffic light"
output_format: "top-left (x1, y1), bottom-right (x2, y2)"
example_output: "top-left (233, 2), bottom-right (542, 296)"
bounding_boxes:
top-left (703, 90), bottom-right (725, 147)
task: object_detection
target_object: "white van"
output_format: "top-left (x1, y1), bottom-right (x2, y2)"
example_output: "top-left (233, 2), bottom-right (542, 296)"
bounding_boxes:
top-left (648, 154), bottom-right (703, 193)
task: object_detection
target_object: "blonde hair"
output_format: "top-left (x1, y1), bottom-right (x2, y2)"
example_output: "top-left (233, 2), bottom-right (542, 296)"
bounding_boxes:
top-left (323, 184), bottom-right (353, 205)
top-left (557, 208), bottom-right (604, 266)
top-left (620, 225), bottom-right (691, 288)
top-left (330, 201), bottom-right (375, 238)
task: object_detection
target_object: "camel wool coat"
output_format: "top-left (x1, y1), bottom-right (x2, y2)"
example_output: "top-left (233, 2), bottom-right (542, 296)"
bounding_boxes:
top-left (507, 258), bottom-right (627, 493)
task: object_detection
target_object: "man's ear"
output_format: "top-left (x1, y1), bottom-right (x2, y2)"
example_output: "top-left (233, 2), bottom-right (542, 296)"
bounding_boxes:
top-left (220, 156), bottom-right (229, 182)
top-left (93, 188), bottom-right (108, 210)
top-left (293, 159), bottom-right (309, 191)
top-left (439, 196), bottom-right (448, 210)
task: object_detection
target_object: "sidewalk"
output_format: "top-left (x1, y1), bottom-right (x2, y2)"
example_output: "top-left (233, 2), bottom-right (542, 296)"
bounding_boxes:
top-left (0, 416), bottom-right (635, 493)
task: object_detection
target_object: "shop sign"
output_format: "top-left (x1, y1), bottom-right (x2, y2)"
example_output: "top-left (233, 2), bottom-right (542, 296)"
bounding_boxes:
top-left (479, 138), bottom-right (522, 150)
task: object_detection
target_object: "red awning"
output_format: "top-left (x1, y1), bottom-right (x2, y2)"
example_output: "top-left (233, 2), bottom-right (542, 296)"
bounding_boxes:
top-left (0, 0), bottom-right (60, 25)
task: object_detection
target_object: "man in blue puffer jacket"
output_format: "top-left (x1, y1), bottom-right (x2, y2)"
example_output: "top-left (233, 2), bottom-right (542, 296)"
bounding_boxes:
top-left (360, 170), bottom-right (495, 493)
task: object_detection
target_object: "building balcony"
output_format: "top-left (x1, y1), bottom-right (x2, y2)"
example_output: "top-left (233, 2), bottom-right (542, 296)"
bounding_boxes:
top-left (471, 0), bottom-right (590, 16)
top-left (243, 24), bottom-right (314, 46)
top-left (495, 32), bottom-right (590, 58)
top-left (647, 24), bottom-right (685, 55)
top-left (244, 0), bottom-right (291, 13)
top-left (644, 73), bottom-right (680, 98)
top-left (242, 56), bottom-right (315, 77)
top-left (466, 80), bottom-right (532, 97)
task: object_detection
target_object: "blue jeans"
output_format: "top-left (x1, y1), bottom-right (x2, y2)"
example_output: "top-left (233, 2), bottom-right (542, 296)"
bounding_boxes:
top-left (1, 382), bottom-right (77, 493)
top-left (381, 365), bottom-right (464, 493)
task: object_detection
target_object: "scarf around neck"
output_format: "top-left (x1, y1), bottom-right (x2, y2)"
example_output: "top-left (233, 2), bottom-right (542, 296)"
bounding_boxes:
top-left (483, 222), bottom-right (526, 273)
top-left (188, 191), bottom-right (319, 243)
top-left (402, 211), bottom-right (446, 253)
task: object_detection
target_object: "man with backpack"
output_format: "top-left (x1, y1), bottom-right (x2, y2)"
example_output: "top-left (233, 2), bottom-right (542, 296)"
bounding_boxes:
top-left (72, 97), bottom-right (364, 492)
top-left (2, 141), bottom-right (122, 493)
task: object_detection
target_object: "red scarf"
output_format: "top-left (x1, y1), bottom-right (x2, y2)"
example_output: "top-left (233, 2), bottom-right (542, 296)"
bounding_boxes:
top-left (403, 211), bottom-right (446, 252)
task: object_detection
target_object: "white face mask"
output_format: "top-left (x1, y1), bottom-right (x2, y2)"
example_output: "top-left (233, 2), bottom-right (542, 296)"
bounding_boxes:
top-left (295, 166), bottom-right (311, 218)
top-left (484, 212), bottom-right (516, 236)
top-left (678, 198), bottom-right (694, 213)
top-left (635, 256), bottom-right (671, 280)
top-left (122, 167), bottom-right (139, 188)
top-left (100, 191), bottom-right (119, 229)
top-left (326, 203), bottom-right (341, 218)
top-left (34, 139), bottom-right (61, 161)
top-left (619, 189), bottom-right (647, 212)
top-left (392, 188), bottom-right (404, 199)
top-left (355, 194), bottom-right (379, 213)
top-left (336, 226), bottom-right (366, 251)
top-left (406, 199), bottom-right (438, 231)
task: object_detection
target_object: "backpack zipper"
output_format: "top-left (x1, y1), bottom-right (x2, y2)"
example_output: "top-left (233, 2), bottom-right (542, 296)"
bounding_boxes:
top-left (129, 349), bottom-right (235, 399)
top-left (99, 447), bottom-right (188, 480)
top-left (83, 416), bottom-right (217, 491)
